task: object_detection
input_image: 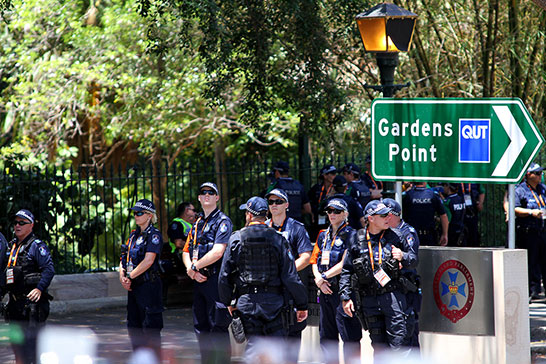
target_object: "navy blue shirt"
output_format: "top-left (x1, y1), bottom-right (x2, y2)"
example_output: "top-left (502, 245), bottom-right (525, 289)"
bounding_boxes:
top-left (267, 217), bottom-right (312, 258)
top-left (363, 171), bottom-right (383, 191)
top-left (183, 208), bottom-right (233, 273)
top-left (443, 193), bottom-right (466, 234)
top-left (218, 223), bottom-right (308, 319)
top-left (402, 186), bottom-right (447, 231)
top-left (6, 233), bottom-right (55, 293)
top-left (346, 179), bottom-right (371, 210)
top-left (266, 178), bottom-right (309, 220)
top-left (121, 224), bottom-right (163, 273)
top-left (515, 181), bottom-right (546, 230)
top-left (339, 227), bottom-right (405, 301)
top-left (310, 223), bottom-right (355, 274)
top-left (392, 220), bottom-right (420, 275)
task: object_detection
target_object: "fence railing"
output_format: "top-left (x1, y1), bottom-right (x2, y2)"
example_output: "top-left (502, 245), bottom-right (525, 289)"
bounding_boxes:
top-left (0, 153), bottom-right (514, 274)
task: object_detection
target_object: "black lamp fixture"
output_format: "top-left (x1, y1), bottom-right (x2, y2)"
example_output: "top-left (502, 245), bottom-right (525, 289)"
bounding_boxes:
top-left (356, 2), bottom-right (418, 97)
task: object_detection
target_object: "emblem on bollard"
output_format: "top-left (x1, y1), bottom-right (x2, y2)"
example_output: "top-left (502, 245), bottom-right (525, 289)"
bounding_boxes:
top-left (433, 259), bottom-right (475, 323)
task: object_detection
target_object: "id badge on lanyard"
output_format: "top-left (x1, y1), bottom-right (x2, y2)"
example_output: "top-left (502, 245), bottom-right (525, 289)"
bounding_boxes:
top-left (6, 268), bottom-right (14, 284)
top-left (374, 267), bottom-right (391, 287)
top-left (192, 248), bottom-right (199, 263)
top-left (127, 261), bottom-right (134, 273)
top-left (464, 194), bottom-right (473, 207)
top-left (321, 250), bottom-right (330, 266)
top-left (318, 215), bottom-right (326, 225)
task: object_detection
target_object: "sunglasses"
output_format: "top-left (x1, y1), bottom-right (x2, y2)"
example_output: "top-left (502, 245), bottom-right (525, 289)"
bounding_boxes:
top-left (133, 211), bottom-right (146, 217)
top-left (326, 209), bottom-right (344, 215)
top-left (377, 213), bottom-right (389, 218)
top-left (14, 221), bottom-right (31, 226)
top-left (199, 190), bottom-right (216, 196)
top-left (268, 199), bottom-right (286, 205)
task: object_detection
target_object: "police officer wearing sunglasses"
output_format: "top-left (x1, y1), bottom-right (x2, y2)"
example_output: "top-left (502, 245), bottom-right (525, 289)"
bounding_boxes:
top-left (265, 188), bottom-right (312, 357)
top-left (119, 199), bottom-right (164, 359)
top-left (310, 198), bottom-right (362, 363)
top-left (182, 182), bottom-right (233, 364)
top-left (2, 209), bottom-right (54, 364)
top-left (340, 200), bottom-right (411, 355)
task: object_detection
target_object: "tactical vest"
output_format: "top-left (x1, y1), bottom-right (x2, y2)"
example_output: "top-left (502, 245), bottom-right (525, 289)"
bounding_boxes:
top-left (238, 227), bottom-right (279, 287)
top-left (6, 236), bottom-right (42, 295)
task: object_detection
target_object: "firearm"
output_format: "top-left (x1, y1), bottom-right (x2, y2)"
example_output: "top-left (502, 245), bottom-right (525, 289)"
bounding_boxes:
top-left (24, 299), bottom-right (38, 328)
top-left (350, 275), bottom-right (367, 330)
top-left (382, 257), bottom-right (401, 281)
top-left (230, 310), bottom-right (246, 343)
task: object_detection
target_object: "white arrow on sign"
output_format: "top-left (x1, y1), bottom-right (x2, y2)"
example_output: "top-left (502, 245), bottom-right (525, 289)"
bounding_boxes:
top-left (491, 105), bottom-right (527, 177)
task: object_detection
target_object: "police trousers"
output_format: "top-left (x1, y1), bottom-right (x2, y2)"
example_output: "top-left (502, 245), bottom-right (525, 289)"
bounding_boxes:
top-left (319, 291), bottom-right (362, 364)
top-left (127, 277), bottom-right (164, 357)
top-left (516, 227), bottom-right (546, 296)
top-left (361, 290), bottom-right (408, 352)
top-left (192, 274), bottom-right (231, 364)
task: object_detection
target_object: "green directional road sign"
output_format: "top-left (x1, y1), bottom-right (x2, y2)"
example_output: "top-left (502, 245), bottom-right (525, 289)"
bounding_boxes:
top-left (371, 98), bottom-right (544, 183)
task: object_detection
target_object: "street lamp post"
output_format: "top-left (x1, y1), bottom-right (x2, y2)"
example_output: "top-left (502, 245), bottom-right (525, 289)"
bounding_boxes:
top-left (356, 2), bottom-right (418, 97)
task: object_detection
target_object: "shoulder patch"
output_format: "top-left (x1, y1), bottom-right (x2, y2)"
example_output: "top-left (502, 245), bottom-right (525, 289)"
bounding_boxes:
top-left (39, 246), bottom-right (47, 256)
top-left (171, 223), bottom-right (178, 230)
top-left (151, 234), bottom-right (160, 245)
top-left (407, 235), bottom-right (415, 246)
top-left (220, 222), bottom-right (228, 233)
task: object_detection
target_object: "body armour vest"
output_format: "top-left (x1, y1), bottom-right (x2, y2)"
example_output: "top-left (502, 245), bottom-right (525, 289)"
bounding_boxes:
top-left (238, 227), bottom-right (279, 287)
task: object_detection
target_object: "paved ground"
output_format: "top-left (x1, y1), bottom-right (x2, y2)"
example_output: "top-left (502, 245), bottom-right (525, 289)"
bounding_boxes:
top-left (1, 301), bottom-right (546, 363)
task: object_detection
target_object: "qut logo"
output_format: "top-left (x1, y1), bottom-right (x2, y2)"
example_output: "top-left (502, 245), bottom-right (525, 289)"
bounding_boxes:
top-left (459, 119), bottom-right (490, 163)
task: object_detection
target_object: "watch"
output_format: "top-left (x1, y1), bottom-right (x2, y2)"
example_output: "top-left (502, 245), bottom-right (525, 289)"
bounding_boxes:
top-left (126, 272), bottom-right (132, 280)
top-left (321, 272), bottom-right (327, 280)
top-left (191, 263), bottom-right (198, 272)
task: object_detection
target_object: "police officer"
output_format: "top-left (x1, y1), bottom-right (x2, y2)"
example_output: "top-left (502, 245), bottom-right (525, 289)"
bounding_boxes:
top-left (514, 163), bottom-right (546, 300)
top-left (119, 199), bottom-right (164, 358)
top-left (161, 202), bottom-right (196, 305)
top-left (363, 155), bottom-right (384, 200)
top-left (327, 175), bottom-right (366, 230)
top-left (218, 197), bottom-right (308, 354)
top-left (402, 181), bottom-right (449, 246)
top-left (458, 183), bottom-right (486, 247)
top-left (383, 198), bottom-right (421, 350)
top-left (265, 161), bottom-right (312, 222)
top-left (310, 198), bottom-right (362, 363)
top-left (443, 183), bottom-right (467, 247)
top-left (182, 182), bottom-right (232, 364)
top-left (265, 188), bottom-right (312, 356)
top-left (342, 162), bottom-right (372, 209)
top-left (340, 200), bottom-right (410, 354)
top-left (309, 164), bottom-right (338, 240)
top-left (2, 209), bottom-right (54, 364)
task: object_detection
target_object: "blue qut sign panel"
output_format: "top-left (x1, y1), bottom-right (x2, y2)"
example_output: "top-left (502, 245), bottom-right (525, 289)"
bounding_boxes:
top-left (459, 119), bottom-right (490, 163)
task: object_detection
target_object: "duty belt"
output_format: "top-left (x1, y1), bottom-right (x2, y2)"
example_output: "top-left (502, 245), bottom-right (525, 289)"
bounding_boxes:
top-left (238, 285), bottom-right (283, 295)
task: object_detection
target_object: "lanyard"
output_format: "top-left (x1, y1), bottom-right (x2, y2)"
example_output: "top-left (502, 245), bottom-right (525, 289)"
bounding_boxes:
top-left (269, 218), bottom-right (286, 232)
top-left (126, 234), bottom-right (136, 264)
top-left (366, 229), bottom-right (385, 271)
top-left (7, 244), bottom-right (23, 268)
top-left (322, 223), bottom-right (347, 252)
top-left (319, 184), bottom-right (333, 203)
top-left (461, 183), bottom-right (471, 194)
top-left (527, 184), bottom-right (546, 208)
top-left (191, 216), bottom-right (212, 248)
top-left (366, 172), bottom-right (379, 189)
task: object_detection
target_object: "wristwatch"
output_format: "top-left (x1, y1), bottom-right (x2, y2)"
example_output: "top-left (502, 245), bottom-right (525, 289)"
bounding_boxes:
top-left (321, 272), bottom-right (327, 280)
top-left (191, 263), bottom-right (198, 272)
top-left (126, 272), bottom-right (132, 280)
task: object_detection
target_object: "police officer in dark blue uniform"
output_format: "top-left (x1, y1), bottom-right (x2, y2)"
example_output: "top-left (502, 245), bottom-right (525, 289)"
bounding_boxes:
top-left (457, 183), bottom-right (485, 247)
top-left (2, 209), bottom-right (54, 364)
top-left (218, 197), bottom-right (308, 355)
top-left (310, 198), bottom-right (362, 363)
top-left (383, 198), bottom-right (421, 350)
top-left (182, 182), bottom-right (232, 364)
top-left (265, 161), bottom-right (312, 222)
top-left (442, 184), bottom-right (467, 246)
top-left (265, 188), bottom-right (312, 357)
top-left (340, 200), bottom-right (411, 354)
top-left (309, 164), bottom-right (338, 241)
top-left (515, 163), bottom-right (546, 300)
top-left (327, 175), bottom-right (366, 230)
top-left (342, 163), bottom-right (372, 209)
top-left (119, 199), bottom-right (164, 359)
top-left (402, 182), bottom-right (449, 246)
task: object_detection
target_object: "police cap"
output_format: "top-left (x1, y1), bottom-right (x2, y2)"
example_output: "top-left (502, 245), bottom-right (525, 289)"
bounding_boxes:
top-left (199, 182), bottom-right (219, 195)
top-left (272, 161), bottom-right (289, 174)
top-left (240, 196), bottom-right (268, 216)
top-left (130, 199), bottom-right (156, 214)
top-left (527, 162), bottom-right (544, 173)
top-left (320, 164), bottom-right (337, 175)
top-left (265, 188), bottom-right (288, 202)
top-left (382, 198), bottom-right (401, 217)
top-left (332, 175), bottom-right (348, 188)
top-left (364, 200), bottom-right (391, 218)
top-left (326, 198), bottom-right (348, 212)
top-left (15, 209), bottom-right (35, 224)
top-left (343, 163), bottom-right (361, 175)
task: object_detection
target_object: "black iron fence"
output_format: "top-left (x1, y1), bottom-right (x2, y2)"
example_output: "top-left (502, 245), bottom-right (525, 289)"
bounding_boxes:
top-left (0, 153), bottom-right (515, 274)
